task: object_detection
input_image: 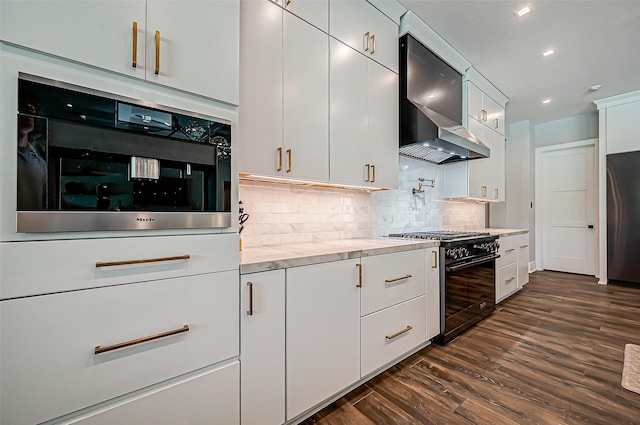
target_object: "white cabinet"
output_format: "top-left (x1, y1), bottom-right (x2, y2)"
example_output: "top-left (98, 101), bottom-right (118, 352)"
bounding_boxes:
top-left (517, 233), bottom-right (530, 286)
top-left (329, 38), bottom-right (398, 188)
top-left (240, 270), bottom-right (285, 425)
top-left (0, 271), bottom-right (239, 425)
top-left (239, 0), bottom-right (329, 181)
top-left (425, 247), bottom-right (440, 341)
top-left (0, 1), bottom-right (239, 104)
top-left (496, 262), bottom-right (518, 303)
top-left (467, 81), bottom-right (505, 136)
top-left (59, 361), bottom-right (240, 425)
top-left (329, 0), bottom-right (398, 73)
top-left (286, 259), bottom-right (360, 420)
top-left (280, 0), bottom-right (329, 33)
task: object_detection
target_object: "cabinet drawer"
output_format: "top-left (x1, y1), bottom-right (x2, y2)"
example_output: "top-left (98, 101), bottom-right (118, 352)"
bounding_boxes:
top-left (0, 233), bottom-right (238, 299)
top-left (59, 361), bottom-right (239, 425)
top-left (361, 249), bottom-right (425, 316)
top-left (517, 233), bottom-right (530, 286)
top-left (0, 271), bottom-right (239, 425)
top-left (496, 262), bottom-right (518, 303)
top-left (496, 235), bottom-right (517, 268)
top-left (361, 295), bottom-right (426, 377)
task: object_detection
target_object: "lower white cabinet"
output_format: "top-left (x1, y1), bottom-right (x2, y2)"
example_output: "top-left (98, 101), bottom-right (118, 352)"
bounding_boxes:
top-left (517, 233), bottom-right (530, 286)
top-left (361, 295), bottom-right (426, 377)
top-left (59, 361), bottom-right (240, 425)
top-left (0, 271), bottom-right (239, 425)
top-left (496, 262), bottom-right (518, 303)
top-left (425, 247), bottom-right (441, 340)
top-left (240, 270), bottom-right (285, 425)
top-left (285, 259), bottom-right (361, 420)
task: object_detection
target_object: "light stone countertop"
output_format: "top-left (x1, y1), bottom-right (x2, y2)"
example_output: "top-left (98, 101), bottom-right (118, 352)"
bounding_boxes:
top-left (239, 228), bottom-right (529, 274)
top-left (240, 237), bottom-right (439, 274)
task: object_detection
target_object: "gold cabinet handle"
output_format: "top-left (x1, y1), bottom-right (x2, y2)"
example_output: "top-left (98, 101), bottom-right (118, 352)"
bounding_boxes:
top-left (96, 254), bottom-right (190, 268)
top-left (370, 34), bottom-right (376, 54)
top-left (505, 248), bottom-right (515, 253)
top-left (505, 277), bottom-right (516, 282)
top-left (277, 147), bottom-right (283, 171)
top-left (155, 30), bottom-right (160, 75)
top-left (365, 164), bottom-right (371, 182)
top-left (286, 0), bottom-right (291, 4)
top-left (495, 188), bottom-right (499, 199)
top-left (385, 274), bottom-right (412, 284)
top-left (432, 251), bottom-right (437, 268)
top-left (286, 149), bottom-right (292, 173)
top-left (371, 164), bottom-right (376, 183)
top-left (481, 109), bottom-right (487, 121)
top-left (364, 31), bottom-right (370, 52)
top-left (481, 186), bottom-right (487, 197)
top-left (132, 21), bottom-right (138, 68)
top-left (356, 263), bottom-right (362, 288)
top-left (247, 282), bottom-right (254, 316)
top-left (494, 118), bottom-right (499, 129)
top-left (95, 325), bottom-right (189, 355)
top-left (520, 244), bottom-right (529, 248)
top-left (386, 325), bottom-right (412, 340)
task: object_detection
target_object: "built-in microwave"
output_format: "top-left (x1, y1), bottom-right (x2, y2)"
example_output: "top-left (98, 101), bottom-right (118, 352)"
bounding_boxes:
top-left (16, 75), bottom-right (232, 232)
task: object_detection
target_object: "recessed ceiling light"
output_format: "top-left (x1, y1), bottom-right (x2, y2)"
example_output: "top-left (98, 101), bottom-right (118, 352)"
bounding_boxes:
top-left (66, 103), bottom-right (73, 108)
top-left (542, 49), bottom-right (555, 57)
top-left (589, 85), bottom-right (602, 92)
top-left (542, 99), bottom-right (551, 104)
top-left (516, 6), bottom-right (531, 17)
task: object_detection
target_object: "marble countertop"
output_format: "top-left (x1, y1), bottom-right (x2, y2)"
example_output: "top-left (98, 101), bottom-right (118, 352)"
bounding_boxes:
top-left (240, 228), bottom-right (529, 274)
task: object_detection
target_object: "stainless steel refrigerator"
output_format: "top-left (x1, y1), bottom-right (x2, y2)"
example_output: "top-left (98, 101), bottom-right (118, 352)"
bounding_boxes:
top-left (607, 150), bottom-right (640, 284)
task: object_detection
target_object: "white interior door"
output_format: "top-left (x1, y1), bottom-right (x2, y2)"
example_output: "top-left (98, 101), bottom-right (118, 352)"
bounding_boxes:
top-left (538, 142), bottom-right (597, 275)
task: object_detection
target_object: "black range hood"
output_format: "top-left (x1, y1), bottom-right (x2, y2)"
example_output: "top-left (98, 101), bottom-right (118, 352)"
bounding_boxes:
top-left (399, 33), bottom-right (489, 164)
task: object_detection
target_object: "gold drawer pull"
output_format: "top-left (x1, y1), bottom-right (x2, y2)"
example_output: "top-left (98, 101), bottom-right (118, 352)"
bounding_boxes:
top-left (504, 248), bottom-right (515, 253)
top-left (385, 274), bottom-right (412, 283)
top-left (505, 277), bottom-right (516, 282)
top-left (155, 30), bottom-right (160, 75)
top-left (432, 251), bottom-right (437, 268)
top-left (132, 21), bottom-right (138, 68)
top-left (247, 282), bottom-right (254, 316)
top-left (95, 325), bottom-right (189, 355)
top-left (96, 254), bottom-right (190, 268)
top-left (356, 263), bottom-right (362, 288)
top-left (520, 244), bottom-right (529, 248)
top-left (386, 325), bottom-right (412, 340)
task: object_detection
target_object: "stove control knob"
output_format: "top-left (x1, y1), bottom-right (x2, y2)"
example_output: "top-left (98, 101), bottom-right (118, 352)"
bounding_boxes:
top-left (461, 248), bottom-right (469, 257)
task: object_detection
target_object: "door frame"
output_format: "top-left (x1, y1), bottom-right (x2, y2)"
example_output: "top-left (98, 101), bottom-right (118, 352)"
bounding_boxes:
top-left (534, 139), bottom-right (598, 276)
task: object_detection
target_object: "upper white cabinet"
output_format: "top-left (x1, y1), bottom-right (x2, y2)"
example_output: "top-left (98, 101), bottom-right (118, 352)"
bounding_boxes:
top-left (467, 81), bottom-right (505, 136)
top-left (276, 0), bottom-right (329, 33)
top-left (329, 0), bottom-right (398, 73)
top-left (329, 38), bottom-right (398, 188)
top-left (239, 0), bottom-right (329, 181)
top-left (0, 1), bottom-right (239, 104)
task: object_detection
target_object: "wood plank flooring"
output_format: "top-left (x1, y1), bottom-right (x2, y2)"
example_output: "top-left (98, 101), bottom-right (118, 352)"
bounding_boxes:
top-left (299, 270), bottom-right (640, 425)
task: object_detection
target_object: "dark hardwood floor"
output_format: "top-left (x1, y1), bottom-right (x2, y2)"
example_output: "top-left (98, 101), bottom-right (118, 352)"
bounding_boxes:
top-left (300, 270), bottom-right (640, 425)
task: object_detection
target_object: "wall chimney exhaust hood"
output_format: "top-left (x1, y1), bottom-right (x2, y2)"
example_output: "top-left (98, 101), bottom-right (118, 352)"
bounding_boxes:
top-left (399, 33), bottom-right (489, 164)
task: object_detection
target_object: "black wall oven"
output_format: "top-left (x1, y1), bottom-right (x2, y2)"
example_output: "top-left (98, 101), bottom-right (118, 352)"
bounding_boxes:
top-left (16, 75), bottom-right (232, 233)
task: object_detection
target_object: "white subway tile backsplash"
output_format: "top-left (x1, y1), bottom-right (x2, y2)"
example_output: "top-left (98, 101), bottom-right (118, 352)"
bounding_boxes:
top-left (239, 157), bottom-right (485, 247)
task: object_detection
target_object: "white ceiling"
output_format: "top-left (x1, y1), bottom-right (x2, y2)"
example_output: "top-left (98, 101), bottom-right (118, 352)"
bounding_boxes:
top-left (397, 0), bottom-right (640, 125)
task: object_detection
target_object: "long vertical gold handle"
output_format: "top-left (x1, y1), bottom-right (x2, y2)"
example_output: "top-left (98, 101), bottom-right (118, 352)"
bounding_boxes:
top-left (386, 325), bottom-right (412, 340)
top-left (371, 164), bottom-right (376, 183)
top-left (247, 282), bottom-right (253, 316)
top-left (277, 147), bottom-right (283, 171)
top-left (365, 164), bottom-right (371, 182)
top-left (432, 250), bottom-right (437, 268)
top-left (356, 263), bottom-right (362, 288)
top-left (155, 30), bottom-right (160, 75)
top-left (364, 31), bottom-right (370, 52)
top-left (95, 325), bottom-right (189, 354)
top-left (482, 109), bottom-right (487, 121)
top-left (370, 34), bottom-right (376, 54)
top-left (132, 21), bottom-right (138, 68)
top-left (286, 149), bottom-right (292, 173)
top-left (495, 188), bottom-right (499, 199)
top-left (494, 118), bottom-right (499, 129)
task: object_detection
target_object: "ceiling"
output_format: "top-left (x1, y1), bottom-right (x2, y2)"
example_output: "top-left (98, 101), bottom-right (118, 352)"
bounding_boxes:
top-left (397, 0), bottom-right (640, 125)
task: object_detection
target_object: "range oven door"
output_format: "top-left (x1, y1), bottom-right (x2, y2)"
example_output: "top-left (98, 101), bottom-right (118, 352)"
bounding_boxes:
top-left (441, 253), bottom-right (498, 343)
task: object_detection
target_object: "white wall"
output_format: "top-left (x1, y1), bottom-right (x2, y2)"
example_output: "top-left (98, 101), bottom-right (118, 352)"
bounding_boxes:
top-left (239, 156), bottom-right (486, 247)
top-left (534, 112), bottom-right (598, 147)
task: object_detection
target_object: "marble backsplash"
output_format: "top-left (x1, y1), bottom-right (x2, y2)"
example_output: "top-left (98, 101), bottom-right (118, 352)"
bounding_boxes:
top-left (239, 156), bottom-right (486, 247)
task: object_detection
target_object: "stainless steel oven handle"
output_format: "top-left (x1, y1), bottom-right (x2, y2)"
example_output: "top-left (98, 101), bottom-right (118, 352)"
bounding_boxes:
top-left (445, 254), bottom-right (500, 272)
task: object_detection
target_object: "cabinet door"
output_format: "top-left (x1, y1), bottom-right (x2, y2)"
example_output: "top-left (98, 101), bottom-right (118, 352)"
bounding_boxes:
top-left (146, 0), bottom-right (239, 104)
top-left (466, 81), bottom-right (484, 123)
top-left (367, 4), bottom-right (399, 73)
top-left (64, 362), bottom-right (240, 425)
top-left (483, 94), bottom-right (504, 135)
top-left (283, 12), bottom-right (329, 181)
top-left (329, 39), bottom-right (369, 185)
top-left (329, 0), bottom-right (368, 54)
top-left (241, 270), bottom-right (285, 425)
top-left (467, 117), bottom-right (487, 199)
top-left (517, 234), bottom-right (530, 286)
top-left (238, 0), bottom-right (284, 176)
top-left (368, 60), bottom-right (399, 188)
top-left (0, 1), bottom-right (146, 79)
top-left (489, 130), bottom-right (505, 201)
top-left (286, 259), bottom-right (360, 420)
top-left (425, 247), bottom-right (441, 341)
top-left (497, 262), bottom-right (518, 302)
top-left (284, 0), bottom-right (328, 33)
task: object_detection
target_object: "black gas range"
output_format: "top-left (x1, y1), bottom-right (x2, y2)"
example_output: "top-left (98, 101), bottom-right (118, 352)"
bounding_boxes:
top-left (389, 230), bottom-right (500, 343)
